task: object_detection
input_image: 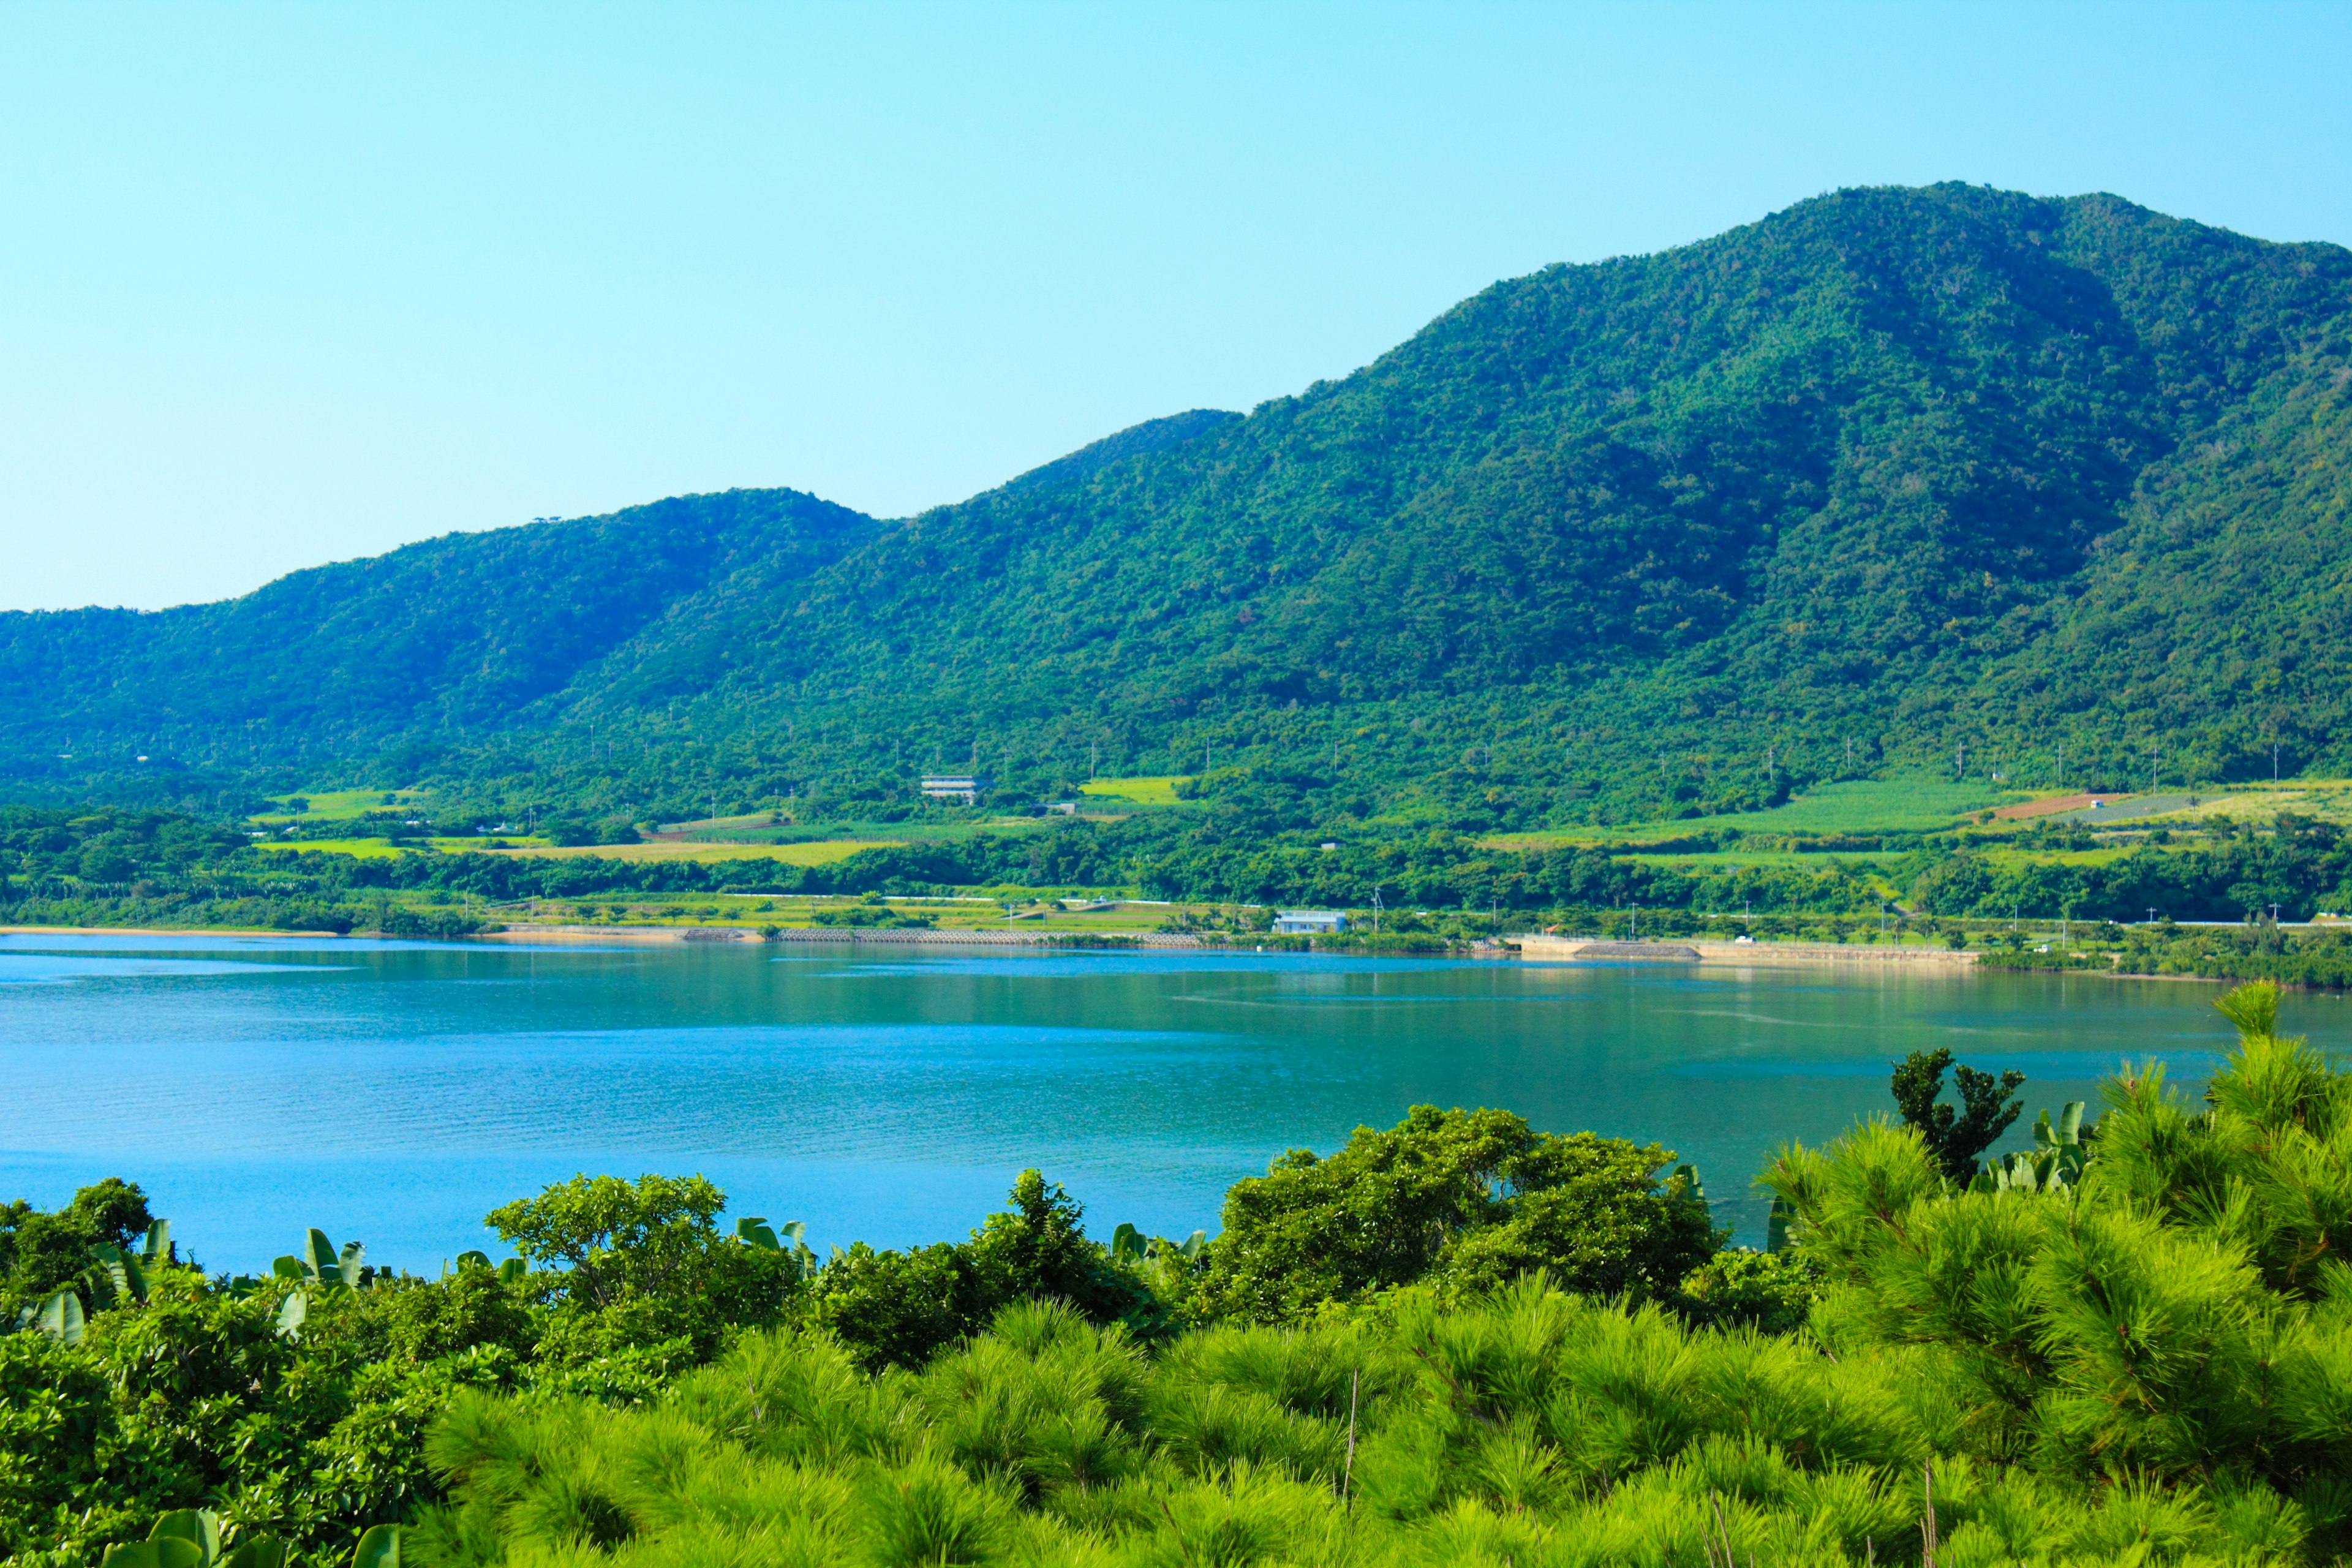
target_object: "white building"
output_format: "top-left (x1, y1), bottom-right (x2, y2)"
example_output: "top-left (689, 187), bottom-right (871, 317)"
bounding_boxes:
top-left (1273, 910), bottom-right (1348, 934)
top-left (920, 775), bottom-right (989, 804)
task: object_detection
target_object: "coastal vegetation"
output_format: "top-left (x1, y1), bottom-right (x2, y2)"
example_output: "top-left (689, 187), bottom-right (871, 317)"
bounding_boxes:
top-left (18, 782), bottom-right (2352, 980)
top-left (5, 987), bottom-right (2350, 1564)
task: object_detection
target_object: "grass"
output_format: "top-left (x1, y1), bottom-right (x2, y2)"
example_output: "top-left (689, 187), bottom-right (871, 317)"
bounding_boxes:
top-left (1977, 846), bottom-right (2143, 870)
top-left (497, 892), bottom-right (1174, 933)
top-left (2117, 782), bottom-right (2352, 826)
top-left (1080, 775), bottom-right (1189, 805)
top-left (250, 787), bottom-right (430, 825)
top-left (1486, 775), bottom-right (2020, 849)
top-left (664, 818), bottom-right (1038, 846)
top-left (250, 839), bottom-right (416, 860)
top-left (1616, 850), bottom-right (1900, 870)
top-left (483, 840), bottom-right (904, 865)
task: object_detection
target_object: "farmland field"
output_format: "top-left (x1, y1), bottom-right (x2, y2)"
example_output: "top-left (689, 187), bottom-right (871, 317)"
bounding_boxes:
top-left (1079, 775), bottom-right (1189, 805)
top-left (250, 787), bottom-right (431, 824)
top-left (484, 839), bottom-right (904, 865)
top-left (1486, 776), bottom-right (2021, 849)
top-left (248, 838), bottom-right (413, 859)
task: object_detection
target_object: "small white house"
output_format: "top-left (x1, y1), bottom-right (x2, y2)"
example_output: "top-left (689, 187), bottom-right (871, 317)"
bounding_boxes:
top-left (921, 775), bottom-right (990, 804)
top-left (1273, 910), bottom-right (1348, 934)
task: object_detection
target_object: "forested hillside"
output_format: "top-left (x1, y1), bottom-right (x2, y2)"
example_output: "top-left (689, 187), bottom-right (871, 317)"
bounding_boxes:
top-left (6, 183), bottom-right (2350, 827)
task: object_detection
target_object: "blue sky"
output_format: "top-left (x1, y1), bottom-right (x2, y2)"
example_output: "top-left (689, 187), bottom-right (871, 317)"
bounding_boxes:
top-left (4, 1), bottom-right (2347, 611)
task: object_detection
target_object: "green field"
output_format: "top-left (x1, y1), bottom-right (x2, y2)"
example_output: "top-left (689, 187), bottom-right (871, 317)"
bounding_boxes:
top-left (1079, 775), bottom-right (1189, 805)
top-left (488, 840), bottom-right (901, 865)
top-left (251, 838), bottom-right (415, 860)
top-left (251, 787), bottom-right (431, 825)
top-left (1618, 850), bottom-right (1900, 870)
top-left (669, 819), bottom-right (1033, 846)
top-left (1488, 776), bottom-right (2020, 850)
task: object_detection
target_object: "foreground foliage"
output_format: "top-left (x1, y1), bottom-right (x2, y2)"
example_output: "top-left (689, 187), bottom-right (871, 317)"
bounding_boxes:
top-left (9, 987), bottom-right (2352, 1564)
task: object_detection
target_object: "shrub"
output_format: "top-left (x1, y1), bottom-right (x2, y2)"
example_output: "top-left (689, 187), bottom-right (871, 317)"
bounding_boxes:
top-left (1201, 1106), bottom-right (1722, 1321)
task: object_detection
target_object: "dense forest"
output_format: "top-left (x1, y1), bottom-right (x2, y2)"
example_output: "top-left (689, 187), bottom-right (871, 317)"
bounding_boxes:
top-left (4, 183), bottom-right (2351, 829)
top-left (6, 992), bottom-right (2351, 1565)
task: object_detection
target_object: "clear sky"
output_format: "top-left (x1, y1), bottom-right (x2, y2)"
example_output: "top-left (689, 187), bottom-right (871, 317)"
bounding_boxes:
top-left (4, 1), bottom-right (2348, 612)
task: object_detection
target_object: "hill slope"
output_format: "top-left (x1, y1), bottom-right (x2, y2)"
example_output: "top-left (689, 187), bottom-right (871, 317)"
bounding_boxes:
top-left (5, 183), bottom-right (2350, 827)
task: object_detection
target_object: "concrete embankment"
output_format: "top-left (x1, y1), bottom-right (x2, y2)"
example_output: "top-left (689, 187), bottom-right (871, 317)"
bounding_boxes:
top-left (1514, 935), bottom-right (1977, 967)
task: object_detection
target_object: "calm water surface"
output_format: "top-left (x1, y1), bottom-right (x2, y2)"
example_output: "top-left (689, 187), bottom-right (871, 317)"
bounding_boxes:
top-left (4, 933), bottom-right (2331, 1272)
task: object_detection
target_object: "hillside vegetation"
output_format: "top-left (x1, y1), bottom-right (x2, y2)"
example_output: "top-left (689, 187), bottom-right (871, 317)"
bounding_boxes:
top-left (4, 184), bottom-right (2351, 838)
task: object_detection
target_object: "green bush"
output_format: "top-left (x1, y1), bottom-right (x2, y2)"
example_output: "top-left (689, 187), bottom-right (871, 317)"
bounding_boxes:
top-left (1200, 1106), bottom-right (1722, 1322)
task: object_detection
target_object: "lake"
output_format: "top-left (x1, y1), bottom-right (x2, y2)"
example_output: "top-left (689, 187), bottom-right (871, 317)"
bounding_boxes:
top-left (2, 932), bottom-right (2327, 1275)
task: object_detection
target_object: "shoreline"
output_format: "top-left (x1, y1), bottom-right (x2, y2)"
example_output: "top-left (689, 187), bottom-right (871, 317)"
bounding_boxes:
top-left (0, 922), bottom-right (2260, 987)
top-left (1513, 935), bottom-right (1978, 967)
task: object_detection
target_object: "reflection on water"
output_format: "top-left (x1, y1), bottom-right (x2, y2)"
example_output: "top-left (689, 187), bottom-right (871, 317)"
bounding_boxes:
top-left (1, 933), bottom-right (2329, 1271)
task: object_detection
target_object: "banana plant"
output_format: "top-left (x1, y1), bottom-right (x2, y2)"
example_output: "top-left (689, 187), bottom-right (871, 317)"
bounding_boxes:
top-left (352, 1525), bottom-right (401, 1568)
top-left (274, 1229), bottom-right (366, 1291)
top-left (1674, 1163), bottom-right (1707, 1204)
top-left (45, 1217), bottom-right (178, 1321)
top-left (2032, 1101), bottom-right (2090, 1181)
top-left (1971, 1101), bottom-right (2091, 1194)
top-left (1110, 1223), bottom-right (1208, 1276)
top-left (99, 1510), bottom-right (287, 1568)
top-left (89, 1243), bottom-right (149, 1306)
top-left (1766, 1196), bottom-right (1794, 1253)
top-left (449, 1250), bottom-right (528, 1285)
top-left (733, 1216), bottom-right (818, 1282)
top-left (20, 1287), bottom-right (85, 1344)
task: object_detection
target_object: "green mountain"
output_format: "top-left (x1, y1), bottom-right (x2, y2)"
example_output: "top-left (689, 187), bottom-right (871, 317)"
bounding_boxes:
top-left (6, 183), bottom-right (2350, 829)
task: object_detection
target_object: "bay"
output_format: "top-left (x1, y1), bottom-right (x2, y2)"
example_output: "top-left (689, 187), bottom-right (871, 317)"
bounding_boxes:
top-left (1, 932), bottom-right (2327, 1274)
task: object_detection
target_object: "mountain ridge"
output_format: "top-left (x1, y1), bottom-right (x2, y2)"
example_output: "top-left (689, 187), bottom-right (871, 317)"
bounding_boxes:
top-left (7, 182), bottom-right (2351, 829)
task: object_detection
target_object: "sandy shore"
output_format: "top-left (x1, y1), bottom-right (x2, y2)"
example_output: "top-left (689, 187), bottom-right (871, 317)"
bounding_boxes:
top-left (0, 924), bottom-right (352, 938)
top-left (1514, 935), bottom-right (1978, 967)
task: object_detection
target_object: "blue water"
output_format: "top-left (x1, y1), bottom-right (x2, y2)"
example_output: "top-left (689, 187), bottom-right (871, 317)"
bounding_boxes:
top-left (1, 932), bottom-right (2323, 1275)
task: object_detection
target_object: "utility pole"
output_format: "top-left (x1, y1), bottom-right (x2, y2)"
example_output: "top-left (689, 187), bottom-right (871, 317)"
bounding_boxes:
top-left (1091, 741), bottom-right (1098, 779)
top-left (1371, 887), bottom-right (1382, 935)
top-left (1956, 742), bottom-right (1966, 780)
top-left (2056, 745), bottom-right (2064, 791)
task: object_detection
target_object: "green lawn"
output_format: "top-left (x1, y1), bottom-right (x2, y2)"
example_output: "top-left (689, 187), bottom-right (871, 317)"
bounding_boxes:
top-left (1617, 850), bottom-right (1901, 870)
top-left (1489, 775), bottom-right (2020, 849)
top-left (250, 838), bottom-right (416, 860)
top-left (485, 840), bottom-right (903, 865)
top-left (251, 787), bottom-right (431, 825)
top-left (1080, 775), bottom-right (1190, 805)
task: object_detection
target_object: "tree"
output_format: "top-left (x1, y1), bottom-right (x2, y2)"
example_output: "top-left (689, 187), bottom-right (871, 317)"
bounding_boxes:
top-left (1201, 1106), bottom-right (1721, 1322)
top-left (484, 1172), bottom-right (799, 1360)
top-left (1888, 1047), bottom-right (2025, 1182)
top-left (802, 1170), bottom-right (1152, 1372)
top-left (1, 1178), bottom-right (154, 1310)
